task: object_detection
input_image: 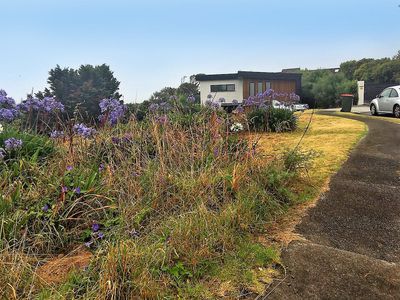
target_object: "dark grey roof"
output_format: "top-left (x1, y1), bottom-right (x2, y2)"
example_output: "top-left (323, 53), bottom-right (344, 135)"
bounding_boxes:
top-left (195, 71), bottom-right (301, 81)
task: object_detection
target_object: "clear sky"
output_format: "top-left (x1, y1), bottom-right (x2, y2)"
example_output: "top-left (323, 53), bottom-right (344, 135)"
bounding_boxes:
top-left (1, 0), bottom-right (399, 103)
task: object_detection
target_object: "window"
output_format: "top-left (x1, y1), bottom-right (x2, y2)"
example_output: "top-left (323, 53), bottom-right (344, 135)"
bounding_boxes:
top-left (380, 89), bottom-right (391, 98)
top-left (265, 81), bottom-right (271, 90)
top-left (249, 82), bottom-right (255, 97)
top-left (390, 88), bottom-right (399, 98)
top-left (257, 82), bottom-right (263, 94)
top-left (210, 84), bottom-right (235, 92)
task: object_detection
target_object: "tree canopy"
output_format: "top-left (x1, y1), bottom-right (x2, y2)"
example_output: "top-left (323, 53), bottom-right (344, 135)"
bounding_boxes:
top-left (37, 64), bottom-right (121, 121)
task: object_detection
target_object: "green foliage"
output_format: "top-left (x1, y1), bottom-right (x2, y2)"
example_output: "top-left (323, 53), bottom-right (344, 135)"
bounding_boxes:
top-left (0, 126), bottom-right (54, 162)
top-left (247, 108), bottom-right (297, 132)
top-left (40, 64), bottom-right (121, 120)
top-left (301, 70), bottom-right (356, 108)
top-left (302, 50), bottom-right (400, 108)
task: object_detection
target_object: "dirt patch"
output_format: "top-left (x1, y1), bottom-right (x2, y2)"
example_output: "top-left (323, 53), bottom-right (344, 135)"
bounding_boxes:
top-left (36, 248), bottom-right (92, 285)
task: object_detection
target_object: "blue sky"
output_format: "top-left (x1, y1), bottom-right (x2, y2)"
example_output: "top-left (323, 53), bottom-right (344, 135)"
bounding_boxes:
top-left (1, 0), bottom-right (399, 103)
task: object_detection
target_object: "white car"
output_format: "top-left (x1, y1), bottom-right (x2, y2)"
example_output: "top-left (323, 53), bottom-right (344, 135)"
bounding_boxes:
top-left (370, 85), bottom-right (400, 118)
top-left (291, 103), bottom-right (308, 111)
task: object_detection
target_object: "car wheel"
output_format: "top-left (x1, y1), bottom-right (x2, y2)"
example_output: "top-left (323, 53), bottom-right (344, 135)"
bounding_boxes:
top-left (370, 104), bottom-right (378, 116)
top-left (394, 105), bottom-right (400, 118)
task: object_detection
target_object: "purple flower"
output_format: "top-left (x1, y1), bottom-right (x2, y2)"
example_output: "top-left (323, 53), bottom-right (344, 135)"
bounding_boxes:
top-left (74, 187), bottom-right (81, 194)
top-left (148, 103), bottom-right (159, 112)
top-left (155, 115), bottom-right (168, 124)
top-left (213, 148), bottom-right (219, 157)
top-left (73, 123), bottom-right (96, 138)
top-left (207, 94), bottom-right (212, 99)
top-left (4, 138), bottom-right (23, 151)
top-left (159, 102), bottom-right (171, 112)
top-left (187, 95), bottom-right (196, 103)
top-left (18, 97), bottom-right (64, 113)
top-left (0, 108), bottom-right (19, 122)
top-left (218, 97), bottom-right (226, 103)
top-left (61, 186), bottom-right (68, 193)
top-left (98, 163), bottom-right (105, 172)
top-left (99, 98), bottom-right (126, 125)
top-left (111, 136), bottom-right (121, 144)
top-left (84, 240), bottom-right (93, 248)
top-left (66, 165), bottom-right (73, 171)
top-left (205, 99), bottom-right (213, 107)
top-left (211, 102), bottom-right (220, 110)
top-left (97, 231), bottom-right (104, 239)
top-left (92, 223), bottom-right (100, 232)
top-left (234, 105), bottom-right (244, 114)
top-left (232, 99), bottom-right (239, 104)
top-left (42, 203), bottom-right (50, 212)
top-left (50, 130), bottom-right (64, 139)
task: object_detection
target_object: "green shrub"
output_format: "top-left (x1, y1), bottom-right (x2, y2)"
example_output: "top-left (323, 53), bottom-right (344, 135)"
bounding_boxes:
top-left (247, 108), bottom-right (297, 132)
top-left (0, 126), bottom-right (54, 162)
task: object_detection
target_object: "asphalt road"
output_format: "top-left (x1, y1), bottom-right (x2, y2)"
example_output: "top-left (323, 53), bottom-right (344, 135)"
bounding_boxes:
top-left (267, 112), bottom-right (400, 299)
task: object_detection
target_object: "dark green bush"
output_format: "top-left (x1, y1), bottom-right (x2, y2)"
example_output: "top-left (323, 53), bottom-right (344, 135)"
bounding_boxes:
top-left (247, 108), bottom-right (297, 132)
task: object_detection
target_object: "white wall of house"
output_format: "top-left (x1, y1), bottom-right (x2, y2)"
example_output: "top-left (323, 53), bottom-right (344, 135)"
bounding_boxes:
top-left (199, 79), bottom-right (243, 105)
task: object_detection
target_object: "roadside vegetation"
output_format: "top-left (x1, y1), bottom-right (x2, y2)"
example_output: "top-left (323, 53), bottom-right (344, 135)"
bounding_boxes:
top-left (0, 84), bottom-right (367, 299)
top-left (300, 49), bottom-right (400, 108)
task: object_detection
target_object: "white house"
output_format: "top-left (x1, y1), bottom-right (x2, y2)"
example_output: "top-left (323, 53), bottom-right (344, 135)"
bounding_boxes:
top-left (194, 71), bottom-right (302, 105)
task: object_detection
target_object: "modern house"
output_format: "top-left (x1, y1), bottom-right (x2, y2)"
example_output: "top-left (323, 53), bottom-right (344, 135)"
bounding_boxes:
top-left (194, 71), bottom-right (302, 105)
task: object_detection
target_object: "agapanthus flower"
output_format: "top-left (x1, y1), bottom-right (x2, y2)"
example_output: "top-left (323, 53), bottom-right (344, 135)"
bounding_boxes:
top-left (111, 136), bottom-right (121, 144)
top-left (41, 97), bottom-right (64, 112)
top-left (18, 97), bottom-right (64, 113)
top-left (148, 103), bottom-right (159, 112)
top-left (232, 99), bottom-right (239, 104)
top-left (213, 148), bottom-right (219, 157)
top-left (234, 105), bottom-right (244, 114)
top-left (50, 130), bottom-right (64, 139)
top-left (211, 102), bottom-right (220, 109)
top-left (155, 115), bottom-right (168, 124)
top-left (73, 123), bottom-right (96, 138)
top-left (42, 203), bottom-right (50, 212)
top-left (92, 223), bottom-right (100, 232)
top-left (4, 138), bottom-right (23, 151)
top-left (99, 98), bottom-right (126, 125)
top-left (74, 187), bottom-right (81, 194)
top-left (61, 186), bottom-right (68, 193)
top-left (187, 95), bottom-right (196, 103)
top-left (205, 99), bottom-right (213, 107)
top-left (98, 163), bottom-right (105, 172)
top-left (0, 108), bottom-right (18, 122)
top-left (66, 165), bottom-right (73, 171)
top-left (218, 97), bottom-right (226, 103)
top-left (0, 91), bottom-right (18, 123)
top-left (97, 232), bottom-right (104, 239)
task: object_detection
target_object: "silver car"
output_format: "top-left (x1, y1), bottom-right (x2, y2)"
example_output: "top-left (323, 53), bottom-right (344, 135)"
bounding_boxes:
top-left (370, 85), bottom-right (400, 118)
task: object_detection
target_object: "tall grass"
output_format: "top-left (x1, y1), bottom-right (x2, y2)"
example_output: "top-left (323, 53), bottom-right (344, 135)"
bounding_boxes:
top-left (0, 108), bottom-right (312, 299)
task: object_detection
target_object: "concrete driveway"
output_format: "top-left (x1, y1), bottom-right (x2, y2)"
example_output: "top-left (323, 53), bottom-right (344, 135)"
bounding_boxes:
top-left (267, 112), bottom-right (400, 299)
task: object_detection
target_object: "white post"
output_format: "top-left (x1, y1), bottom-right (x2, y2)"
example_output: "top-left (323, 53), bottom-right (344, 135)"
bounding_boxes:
top-left (357, 81), bottom-right (365, 105)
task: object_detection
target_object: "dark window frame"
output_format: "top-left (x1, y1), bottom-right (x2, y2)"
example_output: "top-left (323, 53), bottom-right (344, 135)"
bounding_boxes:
top-left (389, 88), bottom-right (399, 98)
top-left (210, 84), bottom-right (236, 92)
